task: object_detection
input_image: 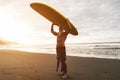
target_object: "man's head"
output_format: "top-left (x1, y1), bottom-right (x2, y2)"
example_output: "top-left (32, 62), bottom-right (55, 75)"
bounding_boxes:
top-left (59, 26), bottom-right (66, 33)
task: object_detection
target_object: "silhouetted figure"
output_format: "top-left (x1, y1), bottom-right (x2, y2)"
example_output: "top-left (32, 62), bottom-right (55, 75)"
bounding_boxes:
top-left (51, 18), bottom-right (71, 79)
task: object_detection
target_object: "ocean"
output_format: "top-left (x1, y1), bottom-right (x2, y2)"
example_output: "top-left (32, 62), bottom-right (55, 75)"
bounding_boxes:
top-left (1, 42), bottom-right (120, 59)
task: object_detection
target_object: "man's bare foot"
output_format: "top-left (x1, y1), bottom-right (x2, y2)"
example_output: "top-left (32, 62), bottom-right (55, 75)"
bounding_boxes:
top-left (57, 72), bottom-right (64, 76)
top-left (61, 74), bottom-right (68, 79)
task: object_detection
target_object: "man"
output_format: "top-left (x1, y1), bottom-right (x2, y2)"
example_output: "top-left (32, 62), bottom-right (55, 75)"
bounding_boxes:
top-left (51, 18), bottom-right (71, 79)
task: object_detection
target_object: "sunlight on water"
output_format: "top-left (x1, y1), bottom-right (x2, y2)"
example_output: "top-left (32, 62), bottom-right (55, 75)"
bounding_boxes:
top-left (1, 42), bottom-right (120, 59)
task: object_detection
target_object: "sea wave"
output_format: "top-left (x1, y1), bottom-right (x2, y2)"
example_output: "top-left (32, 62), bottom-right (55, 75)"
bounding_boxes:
top-left (0, 42), bottom-right (120, 59)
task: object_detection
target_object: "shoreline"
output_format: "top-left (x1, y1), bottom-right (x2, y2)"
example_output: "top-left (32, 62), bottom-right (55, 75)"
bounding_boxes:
top-left (0, 50), bottom-right (120, 80)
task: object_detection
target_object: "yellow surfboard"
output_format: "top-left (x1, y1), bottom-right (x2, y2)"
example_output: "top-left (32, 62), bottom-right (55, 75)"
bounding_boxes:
top-left (30, 2), bottom-right (78, 35)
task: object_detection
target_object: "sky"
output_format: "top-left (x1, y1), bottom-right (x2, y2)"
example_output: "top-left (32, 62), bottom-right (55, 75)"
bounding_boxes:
top-left (0, 0), bottom-right (120, 45)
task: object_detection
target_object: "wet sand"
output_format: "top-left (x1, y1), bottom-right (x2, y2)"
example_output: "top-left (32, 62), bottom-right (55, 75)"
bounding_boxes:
top-left (0, 50), bottom-right (120, 80)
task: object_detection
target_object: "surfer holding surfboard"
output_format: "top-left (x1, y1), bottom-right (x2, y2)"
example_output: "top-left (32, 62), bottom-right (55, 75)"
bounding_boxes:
top-left (30, 2), bottom-right (78, 79)
top-left (51, 18), bottom-right (71, 79)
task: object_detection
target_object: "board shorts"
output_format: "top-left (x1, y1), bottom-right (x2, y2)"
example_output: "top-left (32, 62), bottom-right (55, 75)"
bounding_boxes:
top-left (56, 46), bottom-right (66, 61)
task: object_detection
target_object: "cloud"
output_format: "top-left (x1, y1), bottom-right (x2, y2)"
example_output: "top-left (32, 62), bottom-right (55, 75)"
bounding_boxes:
top-left (1, 0), bottom-right (120, 43)
top-left (0, 0), bottom-right (16, 5)
top-left (67, 0), bottom-right (120, 42)
top-left (28, 0), bottom-right (120, 42)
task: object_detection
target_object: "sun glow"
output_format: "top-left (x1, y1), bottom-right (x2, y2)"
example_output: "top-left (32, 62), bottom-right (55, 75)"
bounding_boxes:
top-left (0, 24), bottom-right (30, 43)
top-left (0, 6), bottom-right (31, 44)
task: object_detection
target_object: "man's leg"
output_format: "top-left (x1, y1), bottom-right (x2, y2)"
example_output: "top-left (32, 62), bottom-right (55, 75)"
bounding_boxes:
top-left (61, 59), bottom-right (68, 79)
top-left (61, 59), bottom-right (67, 74)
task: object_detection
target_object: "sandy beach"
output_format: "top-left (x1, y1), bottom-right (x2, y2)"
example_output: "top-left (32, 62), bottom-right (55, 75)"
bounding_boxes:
top-left (0, 50), bottom-right (120, 80)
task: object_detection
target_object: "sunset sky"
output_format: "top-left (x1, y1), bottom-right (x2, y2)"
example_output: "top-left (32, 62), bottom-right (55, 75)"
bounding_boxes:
top-left (0, 0), bottom-right (120, 45)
